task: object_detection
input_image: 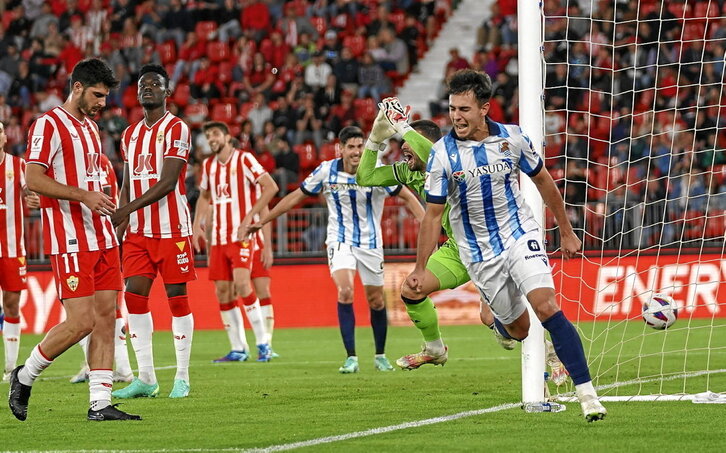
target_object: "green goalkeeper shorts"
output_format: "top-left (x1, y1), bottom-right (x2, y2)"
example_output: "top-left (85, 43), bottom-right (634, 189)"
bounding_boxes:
top-left (426, 238), bottom-right (471, 291)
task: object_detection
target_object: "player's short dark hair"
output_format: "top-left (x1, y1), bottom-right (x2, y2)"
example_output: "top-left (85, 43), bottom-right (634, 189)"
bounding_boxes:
top-left (203, 121), bottom-right (229, 135)
top-left (339, 126), bottom-right (364, 145)
top-left (447, 69), bottom-right (492, 105)
top-left (410, 120), bottom-right (442, 143)
top-left (139, 64), bottom-right (170, 87)
top-left (71, 58), bottom-right (119, 89)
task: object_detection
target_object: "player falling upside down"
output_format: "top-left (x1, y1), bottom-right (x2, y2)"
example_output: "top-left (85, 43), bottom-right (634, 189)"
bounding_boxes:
top-left (0, 121), bottom-right (40, 382)
top-left (111, 64), bottom-right (195, 399)
top-left (408, 69), bottom-right (606, 421)
top-left (192, 121), bottom-right (278, 362)
top-left (10, 58), bottom-right (140, 421)
top-left (245, 126), bottom-right (424, 373)
top-left (356, 99), bottom-right (516, 371)
top-left (70, 153), bottom-right (134, 384)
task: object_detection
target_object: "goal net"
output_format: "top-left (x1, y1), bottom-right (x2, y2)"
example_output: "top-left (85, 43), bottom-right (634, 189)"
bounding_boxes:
top-left (536, 0), bottom-right (726, 401)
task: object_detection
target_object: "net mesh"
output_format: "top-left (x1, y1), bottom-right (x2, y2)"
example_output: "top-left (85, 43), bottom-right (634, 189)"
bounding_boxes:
top-left (541, 0), bottom-right (726, 397)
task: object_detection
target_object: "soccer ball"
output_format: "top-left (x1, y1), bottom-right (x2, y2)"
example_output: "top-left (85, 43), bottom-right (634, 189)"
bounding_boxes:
top-left (642, 293), bottom-right (678, 330)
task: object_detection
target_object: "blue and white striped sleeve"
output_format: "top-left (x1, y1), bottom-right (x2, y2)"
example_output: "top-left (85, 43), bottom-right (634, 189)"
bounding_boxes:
top-left (300, 161), bottom-right (327, 195)
top-left (424, 147), bottom-right (448, 204)
top-left (516, 128), bottom-right (543, 177)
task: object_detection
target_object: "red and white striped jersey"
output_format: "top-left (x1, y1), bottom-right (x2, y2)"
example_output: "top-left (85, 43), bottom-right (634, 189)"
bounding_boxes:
top-left (120, 111), bottom-right (192, 238)
top-left (26, 106), bottom-right (118, 255)
top-left (200, 149), bottom-right (267, 246)
top-left (0, 153), bottom-right (26, 258)
top-left (99, 153), bottom-right (118, 205)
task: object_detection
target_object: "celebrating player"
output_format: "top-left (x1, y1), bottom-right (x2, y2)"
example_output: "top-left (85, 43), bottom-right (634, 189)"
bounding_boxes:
top-left (408, 69), bottom-right (606, 421)
top-left (9, 58), bottom-right (140, 421)
top-left (356, 100), bottom-right (516, 371)
top-left (0, 121), bottom-right (39, 382)
top-left (245, 126), bottom-right (424, 373)
top-left (192, 121), bottom-right (278, 362)
top-left (70, 153), bottom-right (134, 384)
top-left (111, 64), bottom-right (195, 399)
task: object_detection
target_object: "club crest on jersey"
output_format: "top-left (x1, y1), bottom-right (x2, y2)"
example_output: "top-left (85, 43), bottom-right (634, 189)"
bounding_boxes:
top-left (500, 141), bottom-right (512, 157)
top-left (157, 132), bottom-right (164, 143)
top-left (67, 275), bottom-right (79, 292)
top-left (6, 170), bottom-right (13, 180)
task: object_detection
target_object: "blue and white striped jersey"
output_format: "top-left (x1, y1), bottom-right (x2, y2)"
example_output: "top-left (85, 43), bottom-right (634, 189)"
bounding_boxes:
top-left (301, 158), bottom-right (401, 249)
top-left (424, 120), bottom-right (543, 264)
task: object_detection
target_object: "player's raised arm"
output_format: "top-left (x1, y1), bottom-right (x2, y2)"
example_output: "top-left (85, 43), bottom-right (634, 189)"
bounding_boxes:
top-left (382, 97), bottom-right (435, 164)
top-left (356, 108), bottom-right (397, 186)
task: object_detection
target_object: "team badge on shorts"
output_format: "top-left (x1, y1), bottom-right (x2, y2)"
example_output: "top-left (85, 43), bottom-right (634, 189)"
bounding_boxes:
top-left (67, 275), bottom-right (79, 292)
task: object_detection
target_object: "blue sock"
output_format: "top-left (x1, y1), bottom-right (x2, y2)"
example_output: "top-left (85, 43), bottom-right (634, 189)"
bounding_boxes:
top-left (493, 318), bottom-right (519, 341)
top-left (542, 311), bottom-right (591, 385)
top-left (337, 302), bottom-right (356, 356)
top-left (370, 307), bottom-right (388, 355)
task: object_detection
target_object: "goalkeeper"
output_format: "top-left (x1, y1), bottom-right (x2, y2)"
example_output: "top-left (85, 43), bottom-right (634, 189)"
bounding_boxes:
top-left (356, 98), bottom-right (516, 370)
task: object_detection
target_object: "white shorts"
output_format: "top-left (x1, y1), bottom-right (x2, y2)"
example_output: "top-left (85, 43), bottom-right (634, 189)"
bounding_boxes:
top-left (467, 230), bottom-right (555, 324)
top-left (326, 242), bottom-right (384, 286)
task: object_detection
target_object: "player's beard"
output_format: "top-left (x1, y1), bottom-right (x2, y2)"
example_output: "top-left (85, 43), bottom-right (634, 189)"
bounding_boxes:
top-left (141, 98), bottom-right (163, 110)
top-left (78, 90), bottom-right (100, 117)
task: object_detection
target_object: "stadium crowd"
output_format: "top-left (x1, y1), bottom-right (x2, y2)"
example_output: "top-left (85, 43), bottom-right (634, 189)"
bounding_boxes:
top-left (0, 0), bottom-right (724, 256)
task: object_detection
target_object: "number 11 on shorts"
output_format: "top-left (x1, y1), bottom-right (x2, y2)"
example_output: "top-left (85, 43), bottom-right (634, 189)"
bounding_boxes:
top-left (61, 253), bottom-right (79, 273)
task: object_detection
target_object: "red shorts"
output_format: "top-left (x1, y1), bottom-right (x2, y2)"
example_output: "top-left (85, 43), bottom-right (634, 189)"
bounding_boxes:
top-left (122, 234), bottom-right (197, 284)
top-left (250, 245), bottom-right (270, 279)
top-left (0, 256), bottom-right (27, 292)
top-left (50, 247), bottom-right (123, 300)
top-left (208, 240), bottom-right (254, 282)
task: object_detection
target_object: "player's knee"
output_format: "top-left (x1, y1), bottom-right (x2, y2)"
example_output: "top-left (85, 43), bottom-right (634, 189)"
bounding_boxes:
top-left (337, 286), bottom-right (354, 303)
top-left (367, 297), bottom-right (384, 311)
top-left (531, 299), bottom-right (559, 322)
top-left (234, 282), bottom-right (253, 298)
top-left (2, 291), bottom-right (21, 316)
top-left (215, 286), bottom-right (231, 301)
top-left (165, 283), bottom-right (187, 299)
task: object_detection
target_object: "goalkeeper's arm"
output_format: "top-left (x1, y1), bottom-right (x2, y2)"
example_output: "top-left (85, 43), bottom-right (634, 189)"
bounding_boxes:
top-left (356, 146), bottom-right (398, 186)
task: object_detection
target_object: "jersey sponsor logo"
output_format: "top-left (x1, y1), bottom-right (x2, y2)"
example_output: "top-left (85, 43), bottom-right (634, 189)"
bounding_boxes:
top-left (457, 161), bottom-right (514, 181)
top-left (85, 153), bottom-right (103, 181)
top-left (173, 140), bottom-right (189, 156)
top-left (328, 183), bottom-right (359, 192)
top-left (452, 170), bottom-right (465, 182)
top-left (215, 183), bottom-right (231, 202)
top-left (66, 275), bottom-right (79, 292)
top-left (177, 251), bottom-right (189, 265)
top-left (132, 153), bottom-right (157, 179)
top-left (527, 240), bottom-right (540, 251)
top-left (175, 241), bottom-right (186, 252)
top-left (18, 257), bottom-right (25, 265)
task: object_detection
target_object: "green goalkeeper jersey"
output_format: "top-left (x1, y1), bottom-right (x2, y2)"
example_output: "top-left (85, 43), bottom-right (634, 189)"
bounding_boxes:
top-left (356, 130), bottom-right (454, 242)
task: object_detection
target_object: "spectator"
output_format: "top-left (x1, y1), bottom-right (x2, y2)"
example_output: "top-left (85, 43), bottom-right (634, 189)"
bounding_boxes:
top-left (59, 0), bottom-right (82, 32)
top-left (109, 0), bottom-right (134, 34)
top-left (67, 14), bottom-right (93, 53)
top-left (278, 2), bottom-right (318, 47)
top-left (320, 30), bottom-right (342, 64)
top-left (158, 0), bottom-right (193, 46)
top-left (367, 5), bottom-right (395, 36)
top-left (293, 32), bottom-right (317, 66)
top-left (8, 61), bottom-right (34, 109)
top-left (43, 22), bottom-right (64, 57)
top-left (231, 34), bottom-right (255, 81)
top-left (4, 115), bottom-right (24, 155)
top-left (243, 52), bottom-right (275, 100)
top-left (271, 53), bottom-right (302, 98)
top-left (272, 137), bottom-right (299, 195)
top-left (400, 14), bottom-right (421, 68)
top-left (241, 0), bottom-right (272, 43)
top-left (248, 92), bottom-right (273, 137)
top-left (271, 96), bottom-right (297, 139)
top-left (265, 31), bottom-right (290, 70)
top-left (172, 31), bottom-right (206, 87)
top-left (315, 73), bottom-right (341, 119)
top-left (86, 0), bottom-right (107, 36)
top-left (30, 3), bottom-right (59, 40)
top-left (0, 44), bottom-right (21, 80)
top-left (191, 57), bottom-right (221, 101)
top-left (378, 28), bottom-right (409, 74)
top-left (0, 95), bottom-right (11, 124)
top-left (36, 89), bottom-right (62, 113)
top-left (294, 93), bottom-right (324, 149)
top-left (327, 89), bottom-right (358, 135)
top-left (333, 46), bottom-right (360, 95)
top-left (216, 0), bottom-right (242, 42)
top-left (304, 51), bottom-right (333, 90)
top-left (357, 52), bottom-right (388, 102)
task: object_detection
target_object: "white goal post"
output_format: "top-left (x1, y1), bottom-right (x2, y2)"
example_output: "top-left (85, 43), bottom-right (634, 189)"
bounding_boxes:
top-left (519, 0), bottom-right (726, 404)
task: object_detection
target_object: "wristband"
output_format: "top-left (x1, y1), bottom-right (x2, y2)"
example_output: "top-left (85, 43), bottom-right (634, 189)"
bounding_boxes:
top-left (365, 139), bottom-right (387, 152)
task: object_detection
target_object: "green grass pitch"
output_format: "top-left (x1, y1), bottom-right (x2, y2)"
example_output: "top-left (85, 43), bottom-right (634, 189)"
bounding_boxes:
top-left (1, 321), bottom-right (724, 452)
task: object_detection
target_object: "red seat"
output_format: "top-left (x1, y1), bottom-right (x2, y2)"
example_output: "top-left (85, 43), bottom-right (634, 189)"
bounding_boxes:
top-left (342, 35), bottom-right (366, 58)
top-left (354, 97), bottom-right (377, 121)
top-left (184, 103), bottom-right (209, 127)
top-left (238, 102), bottom-right (255, 119)
top-left (207, 41), bottom-right (230, 62)
top-left (157, 41), bottom-right (177, 65)
top-left (294, 144), bottom-right (319, 172)
top-left (172, 83), bottom-right (191, 108)
top-left (211, 103), bottom-right (237, 123)
top-left (319, 142), bottom-right (338, 161)
top-left (195, 21), bottom-right (218, 41)
top-left (217, 61), bottom-right (233, 84)
top-left (122, 86), bottom-right (138, 109)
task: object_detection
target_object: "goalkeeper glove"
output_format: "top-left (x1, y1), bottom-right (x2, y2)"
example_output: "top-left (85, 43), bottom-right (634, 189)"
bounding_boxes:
top-left (366, 108), bottom-right (396, 151)
top-left (381, 97), bottom-right (414, 136)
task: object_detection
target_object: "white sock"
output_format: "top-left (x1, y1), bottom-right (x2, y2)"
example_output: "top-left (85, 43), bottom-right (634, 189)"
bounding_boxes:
top-left (78, 334), bottom-right (89, 363)
top-left (89, 369), bottom-right (113, 410)
top-left (425, 339), bottom-right (446, 355)
top-left (127, 313), bottom-right (156, 385)
top-left (220, 306), bottom-right (248, 352)
top-left (575, 381), bottom-right (598, 400)
top-left (18, 345), bottom-right (53, 386)
top-left (172, 314), bottom-right (194, 382)
top-left (114, 316), bottom-right (133, 376)
top-left (260, 303), bottom-right (274, 346)
top-left (2, 319), bottom-right (21, 373)
top-left (243, 299), bottom-right (269, 345)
